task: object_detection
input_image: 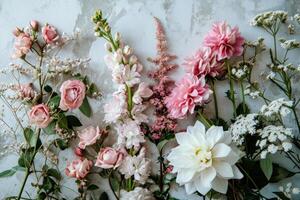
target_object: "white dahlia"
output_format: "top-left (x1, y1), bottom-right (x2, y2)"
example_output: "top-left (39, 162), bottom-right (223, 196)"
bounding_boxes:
top-left (120, 187), bottom-right (154, 200)
top-left (167, 121), bottom-right (243, 195)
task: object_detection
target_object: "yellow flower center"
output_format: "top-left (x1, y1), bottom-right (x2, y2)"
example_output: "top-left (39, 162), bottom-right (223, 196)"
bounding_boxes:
top-left (195, 146), bottom-right (212, 165)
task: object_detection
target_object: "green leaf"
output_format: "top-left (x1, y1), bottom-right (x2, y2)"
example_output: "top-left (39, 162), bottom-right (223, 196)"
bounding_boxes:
top-left (157, 140), bottom-right (169, 152)
top-left (47, 168), bottom-right (61, 180)
top-left (260, 157), bottom-right (273, 180)
top-left (87, 83), bottom-right (99, 97)
top-left (236, 103), bottom-right (250, 116)
top-left (48, 95), bottom-right (61, 109)
top-left (43, 121), bottom-right (56, 135)
top-left (109, 177), bottom-right (119, 193)
top-left (273, 192), bottom-right (289, 200)
top-left (18, 148), bottom-right (35, 168)
top-left (79, 97), bottom-right (92, 117)
top-left (54, 138), bottom-right (68, 150)
top-left (99, 192), bottom-right (109, 200)
top-left (44, 85), bottom-right (53, 93)
top-left (67, 115), bottom-right (82, 128)
top-left (0, 169), bottom-right (16, 178)
top-left (24, 128), bottom-right (41, 148)
top-left (270, 164), bottom-right (295, 182)
top-left (57, 113), bottom-right (68, 129)
top-left (87, 184), bottom-right (99, 190)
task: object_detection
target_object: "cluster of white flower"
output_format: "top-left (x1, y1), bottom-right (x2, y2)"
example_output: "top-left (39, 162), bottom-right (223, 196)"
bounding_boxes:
top-left (45, 57), bottom-right (90, 78)
top-left (119, 147), bottom-right (151, 185)
top-left (293, 14), bottom-right (300, 24)
top-left (251, 10), bottom-right (288, 27)
top-left (256, 125), bottom-right (293, 159)
top-left (120, 187), bottom-right (154, 200)
top-left (229, 114), bottom-right (259, 146)
top-left (280, 39), bottom-right (300, 50)
top-left (260, 98), bottom-right (293, 118)
top-left (231, 63), bottom-right (251, 79)
top-left (244, 84), bottom-right (260, 99)
top-left (278, 182), bottom-right (300, 198)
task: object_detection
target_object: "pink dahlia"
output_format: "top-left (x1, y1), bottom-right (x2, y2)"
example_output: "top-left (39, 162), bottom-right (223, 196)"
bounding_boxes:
top-left (204, 21), bottom-right (244, 60)
top-left (165, 74), bottom-right (212, 119)
top-left (184, 47), bottom-right (224, 78)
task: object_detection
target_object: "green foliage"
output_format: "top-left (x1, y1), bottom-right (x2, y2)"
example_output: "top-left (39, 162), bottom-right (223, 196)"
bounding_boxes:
top-left (79, 97), bottom-right (92, 117)
top-left (260, 156), bottom-right (273, 180)
top-left (0, 166), bottom-right (25, 178)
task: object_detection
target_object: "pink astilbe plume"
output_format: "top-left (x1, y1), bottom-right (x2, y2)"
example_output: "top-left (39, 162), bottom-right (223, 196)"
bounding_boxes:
top-left (147, 17), bottom-right (178, 140)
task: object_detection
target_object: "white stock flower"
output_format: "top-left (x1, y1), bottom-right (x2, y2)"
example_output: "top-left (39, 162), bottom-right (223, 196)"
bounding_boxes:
top-left (120, 187), bottom-right (154, 200)
top-left (132, 82), bottom-right (153, 104)
top-left (104, 85), bottom-right (127, 123)
top-left (119, 147), bottom-right (151, 184)
top-left (116, 120), bottom-right (145, 149)
top-left (168, 121), bottom-right (243, 195)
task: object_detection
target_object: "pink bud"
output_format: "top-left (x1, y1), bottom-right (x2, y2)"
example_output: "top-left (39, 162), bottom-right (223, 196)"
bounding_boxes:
top-left (165, 165), bottom-right (173, 174)
top-left (12, 27), bottom-right (22, 37)
top-left (74, 147), bottom-right (84, 157)
top-left (30, 20), bottom-right (39, 31)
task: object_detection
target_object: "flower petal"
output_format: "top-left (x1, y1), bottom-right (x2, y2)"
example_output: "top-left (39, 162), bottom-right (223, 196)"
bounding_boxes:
top-left (214, 161), bottom-right (234, 178)
top-left (232, 165), bottom-right (243, 179)
top-left (194, 178), bottom-right (211, 195)
top-left (212, 143), bottom-right (231, 158)
top-left (206, 126), bottom-right (224, 148)
top-left (211, 177), bottom-right (228, 194)
top-left (176, 168), bottom-right (195, 184)
top-left (184, 182), bottom-right (197, 195)
top-left (200, 167), bottom-right (216, 186)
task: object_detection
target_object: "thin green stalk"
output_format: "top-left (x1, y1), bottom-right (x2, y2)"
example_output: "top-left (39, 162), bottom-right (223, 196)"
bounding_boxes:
top-left (197, 111), bottom-right (212, 128)
top-left (226, 60), bottom-right (237, 117)
top-left (240, 81), bottom-right (246, 114)
top-left (211, 79), bottom-right (219, 119)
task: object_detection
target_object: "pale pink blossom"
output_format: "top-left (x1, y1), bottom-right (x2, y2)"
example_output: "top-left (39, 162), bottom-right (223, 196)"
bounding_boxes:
top-left (42, 24), bottom-right (59, 44)
top-left (12, 27), bottom-right (22, 37)
top-left (131, 105), bottom-right (148, 123)
top-left (132, 82), bottom-right (153, 104)
top-left (165, 74), bottom-right (212, 119)
top-left (13, 33), bottom-right (32, 58)
top-left (204, 21), bottom-right (244, 60)
top-left (78, 126), bottom-right (101, 149)
top-left (184, 47), bottom-right (224, 77)
top-left (28, 104), bottom-right (52, 128)
top-left (59, 80), bottom-right (86, 110)
top-left (18, 83), bottom-right (35, 100)
top-left (65, 158), bottom-right (93, 179)
top-left (95, 147), bottom-right (126, 169)
top-left (123, 64), bottom-right (141, 87)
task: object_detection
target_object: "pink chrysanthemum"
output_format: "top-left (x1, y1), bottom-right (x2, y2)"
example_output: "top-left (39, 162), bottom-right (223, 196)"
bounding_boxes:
top-left (204, 21), bottom-right (244, 60)
top-left (184, 47), bottom-right (224, 78)
top-left (165, 74), bottom-right (212, 119)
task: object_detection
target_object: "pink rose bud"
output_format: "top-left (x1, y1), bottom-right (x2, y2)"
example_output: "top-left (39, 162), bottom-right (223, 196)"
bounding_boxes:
top-left (78, 126), bottom-right (101, 149)
top-left (18, 83), bottom-right (35, 100)
top-left (12, 27), bottom-right (22, 37)
top-left (42, 24), bottom-right (59, 44)
top-left (65, 158), bottom-right (92, 179)
top-left (74, 147), bottom-right (84, 157)
top-left (165, 165), bottom-right (173, 174)
top-left (28, 104), bottom-right (52, 128)
top-left (95, 147), bottom-right (126, 169)
top-left (59, 80), bottom-right (86, 110)
top-left (30, 20), bottom-right (39, 31)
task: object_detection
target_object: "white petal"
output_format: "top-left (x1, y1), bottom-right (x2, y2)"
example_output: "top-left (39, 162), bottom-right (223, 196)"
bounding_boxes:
top-left (223, 148), bottom-right (240, 165)
top-left (206, 126), bottom-right (224, 148)
top-left (194, 178), bottom-right (211, 195)
top-left (201, 167), bottom-right (216, 186)
top-left (175, 132), bottom-right (190, 146)
top-left (185, 182), bottom-right (197, 195)
top-left (232, 165), bottom-right (243, 179)
top-left (213, 161), bottom-right (234, 178)
top-left (211, 177), bottom-right (228, 194)
top-left (212, 143), bottom-right (231, 158)
top-left (220, 131), bottom-right (232, 145)
top-left (176, 169), bottom-right (195, 184)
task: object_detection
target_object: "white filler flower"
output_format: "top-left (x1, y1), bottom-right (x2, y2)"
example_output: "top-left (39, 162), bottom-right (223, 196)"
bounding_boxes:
top-left (167, 121), bottom-right (243, 195)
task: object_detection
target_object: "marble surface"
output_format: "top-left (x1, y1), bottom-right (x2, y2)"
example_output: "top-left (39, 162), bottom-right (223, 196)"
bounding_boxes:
top-left (0, 0), bottom-right (300, 199)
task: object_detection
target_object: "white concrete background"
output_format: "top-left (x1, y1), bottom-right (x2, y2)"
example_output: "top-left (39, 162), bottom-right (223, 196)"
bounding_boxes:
top-left (0, 0), bottom-right (300, 199)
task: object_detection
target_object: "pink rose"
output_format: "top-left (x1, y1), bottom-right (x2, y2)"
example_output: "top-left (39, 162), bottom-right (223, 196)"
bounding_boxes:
top-left (29, 104), bottom-right (52, 128)
top-left (18, 83), bottom-right (35, 100)
top-left (165, 74), bottom-right (212, 119)
top-left (95, 147), bottom-right (126, 169)
top-left (59, 80), bottom-right (86, 110)
top-left (184, 47), bottom-right (224, 78)
top-left (13, 33), bottom-right (32, 58)
top-left (78, 126), bottom-right (101, 149)
top-left (42, 24), bottom-right (59, 44)
top-left (65, 158), bottom-right (93, 179)
top-left (74, 147), bottom-right (84, 157)
top-left (204, 21), bottom-right (245, 60)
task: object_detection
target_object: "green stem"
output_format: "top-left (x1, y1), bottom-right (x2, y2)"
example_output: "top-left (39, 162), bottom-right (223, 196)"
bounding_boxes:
top-left (272, 33), bottom-right (277, 61)
top-left (126, 84), bottom-right (133, 114)
top-left (197, 111), bottom-right (212, 128)
top-left (17, 169), bottom-right (30, 200)
top-left (211, 79), bottom-right (219, 119)
top-left (292, 107), bottom-right (300, 133)
top-left (240, 81), bottom-right (246, 114)
top-left (227, 61), bottom-right (237, 117)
